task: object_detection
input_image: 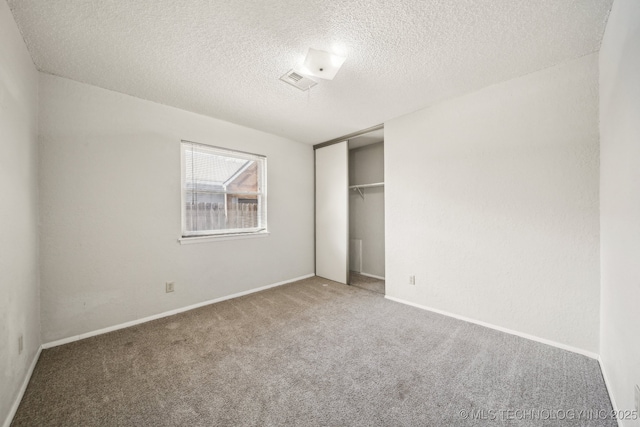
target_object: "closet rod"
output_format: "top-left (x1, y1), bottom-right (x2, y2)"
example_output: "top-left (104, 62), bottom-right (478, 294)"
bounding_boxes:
top-left (349, 182), bottom-right (384, 199)
top-left (348, 182), bottom-right (384, 189)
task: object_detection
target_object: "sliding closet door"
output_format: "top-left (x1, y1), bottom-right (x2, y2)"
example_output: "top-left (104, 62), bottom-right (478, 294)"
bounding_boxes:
top-left (315, 141), bottom-right (348, 284)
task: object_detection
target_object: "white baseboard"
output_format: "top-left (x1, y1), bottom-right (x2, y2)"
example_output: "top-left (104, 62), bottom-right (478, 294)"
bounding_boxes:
top-left (42, 273), bottom-right (315, 349)
top-left (3, 345), bottom-right (42, 427)
top-left (359, 272), bottom-right (385, 281)
top-left (384, 295), bottom-right (599, 360)
top-left (598, 357), bottom-right (622, 427)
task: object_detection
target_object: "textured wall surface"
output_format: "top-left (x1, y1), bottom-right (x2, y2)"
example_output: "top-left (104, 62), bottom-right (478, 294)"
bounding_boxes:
top-left (0, 1), bottom-right (40, 424)
top-left (38, 74), bottom-right (314, 343)
top-left (7, 0), bottom-right (612, 144)
top-left (599, 0), bottom-right (640, 421)
top-left (349, 143), bottom-right (385, 278)
top-left (385, 54), bottom-right (600, 353)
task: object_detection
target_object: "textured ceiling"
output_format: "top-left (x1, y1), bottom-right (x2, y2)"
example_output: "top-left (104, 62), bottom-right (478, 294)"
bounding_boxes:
top-left (8, 0), bottom-right (612, 144)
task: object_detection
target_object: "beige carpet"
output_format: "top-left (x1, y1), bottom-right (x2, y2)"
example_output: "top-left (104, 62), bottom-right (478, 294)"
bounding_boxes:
top-left (13, 277), bottom-right (614, 426)
top-left (349, 271), bottom-right (385, 294)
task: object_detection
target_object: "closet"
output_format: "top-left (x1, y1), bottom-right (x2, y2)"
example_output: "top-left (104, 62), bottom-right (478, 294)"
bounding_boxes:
top-left (315, 127), bottom-right (385, 294)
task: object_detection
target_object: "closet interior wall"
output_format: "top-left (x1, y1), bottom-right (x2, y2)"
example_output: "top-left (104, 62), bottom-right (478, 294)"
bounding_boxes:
top-left (349, 142), bottom-right (385, 280)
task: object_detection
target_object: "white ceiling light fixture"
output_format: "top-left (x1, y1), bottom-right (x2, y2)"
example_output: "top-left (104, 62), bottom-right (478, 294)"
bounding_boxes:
top-left (297, 48), bottom-right (346, 81)
top-left (281, 48), bottom-right (346, 91)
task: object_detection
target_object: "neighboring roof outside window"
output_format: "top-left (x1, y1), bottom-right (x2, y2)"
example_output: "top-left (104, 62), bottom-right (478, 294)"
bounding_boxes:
top-left (184, 149), bottom-right (250, 185)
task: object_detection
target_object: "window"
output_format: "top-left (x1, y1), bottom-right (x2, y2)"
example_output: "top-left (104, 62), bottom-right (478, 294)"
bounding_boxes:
top-left (181, 141), bottom-right (267, 238)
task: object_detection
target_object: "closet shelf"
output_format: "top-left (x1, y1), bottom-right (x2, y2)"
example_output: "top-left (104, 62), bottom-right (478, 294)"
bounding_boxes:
top-left (349, 182), bottom-right (384, 199)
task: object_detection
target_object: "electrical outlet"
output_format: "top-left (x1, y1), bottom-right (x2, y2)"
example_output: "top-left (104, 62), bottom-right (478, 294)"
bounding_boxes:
top-left (409, 275), bottom-right (416, 285)
top-left (18, 335), bottom-right (23, 355)
top-left (635, 384), bottom-right (640, 413)
top-left (165, 282), bottom-right (175, 293)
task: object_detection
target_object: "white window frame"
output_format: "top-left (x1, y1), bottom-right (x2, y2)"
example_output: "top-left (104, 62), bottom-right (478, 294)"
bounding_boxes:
top-left (179, 141), bottom-right (268, 242)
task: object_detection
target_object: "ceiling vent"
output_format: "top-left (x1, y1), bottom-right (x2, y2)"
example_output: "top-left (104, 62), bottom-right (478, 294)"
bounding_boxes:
top-left (280, 69), bottom-right (317, 91)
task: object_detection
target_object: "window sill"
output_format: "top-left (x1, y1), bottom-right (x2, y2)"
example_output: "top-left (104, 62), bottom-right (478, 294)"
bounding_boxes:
top-left (178, 231), bottom-right (270, 245)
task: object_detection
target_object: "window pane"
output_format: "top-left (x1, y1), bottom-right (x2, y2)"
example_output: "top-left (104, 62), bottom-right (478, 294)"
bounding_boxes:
top-left (184, 194), bottom-right (263, 233)
top-left (182, 142), bottom-right (266, 237)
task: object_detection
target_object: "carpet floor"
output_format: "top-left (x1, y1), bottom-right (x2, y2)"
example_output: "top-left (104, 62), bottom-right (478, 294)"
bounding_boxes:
top-left (349, 271), bottom-right (385, 295)
top-left (13, 277), bottom-right (614, 426)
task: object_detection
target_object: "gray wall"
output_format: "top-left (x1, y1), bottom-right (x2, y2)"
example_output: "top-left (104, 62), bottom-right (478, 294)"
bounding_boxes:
top-left (0, 1), bottom-right (41, 423)
top-left (599, 0), bottom-right (640, 420)
top-left (385, 53), bottom-right (600, 354)
top-left (38, 73), bottom-right (315, 343)
top-left (349, 142), bottom-right (385, 278)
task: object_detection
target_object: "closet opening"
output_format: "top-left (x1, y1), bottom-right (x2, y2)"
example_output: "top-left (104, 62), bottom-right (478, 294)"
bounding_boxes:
top-left (348, 129), bottom-right (385, 294)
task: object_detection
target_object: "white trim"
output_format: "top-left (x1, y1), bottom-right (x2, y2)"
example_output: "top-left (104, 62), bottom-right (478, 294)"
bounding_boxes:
top-left (178, 231), bottom-right (270, 244)
top-left (384, 296), bottom-right (599, 360)
top-left (3, 345), bottom-right (42, 427)
top-left (359, 272), bottom-right (385, 281)
top-left (42, 273), bottom-right (314, 349)
top-left (349, 239), bottom-right (362, 273)
top-left (598, 357), bottom-right (622, 427)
